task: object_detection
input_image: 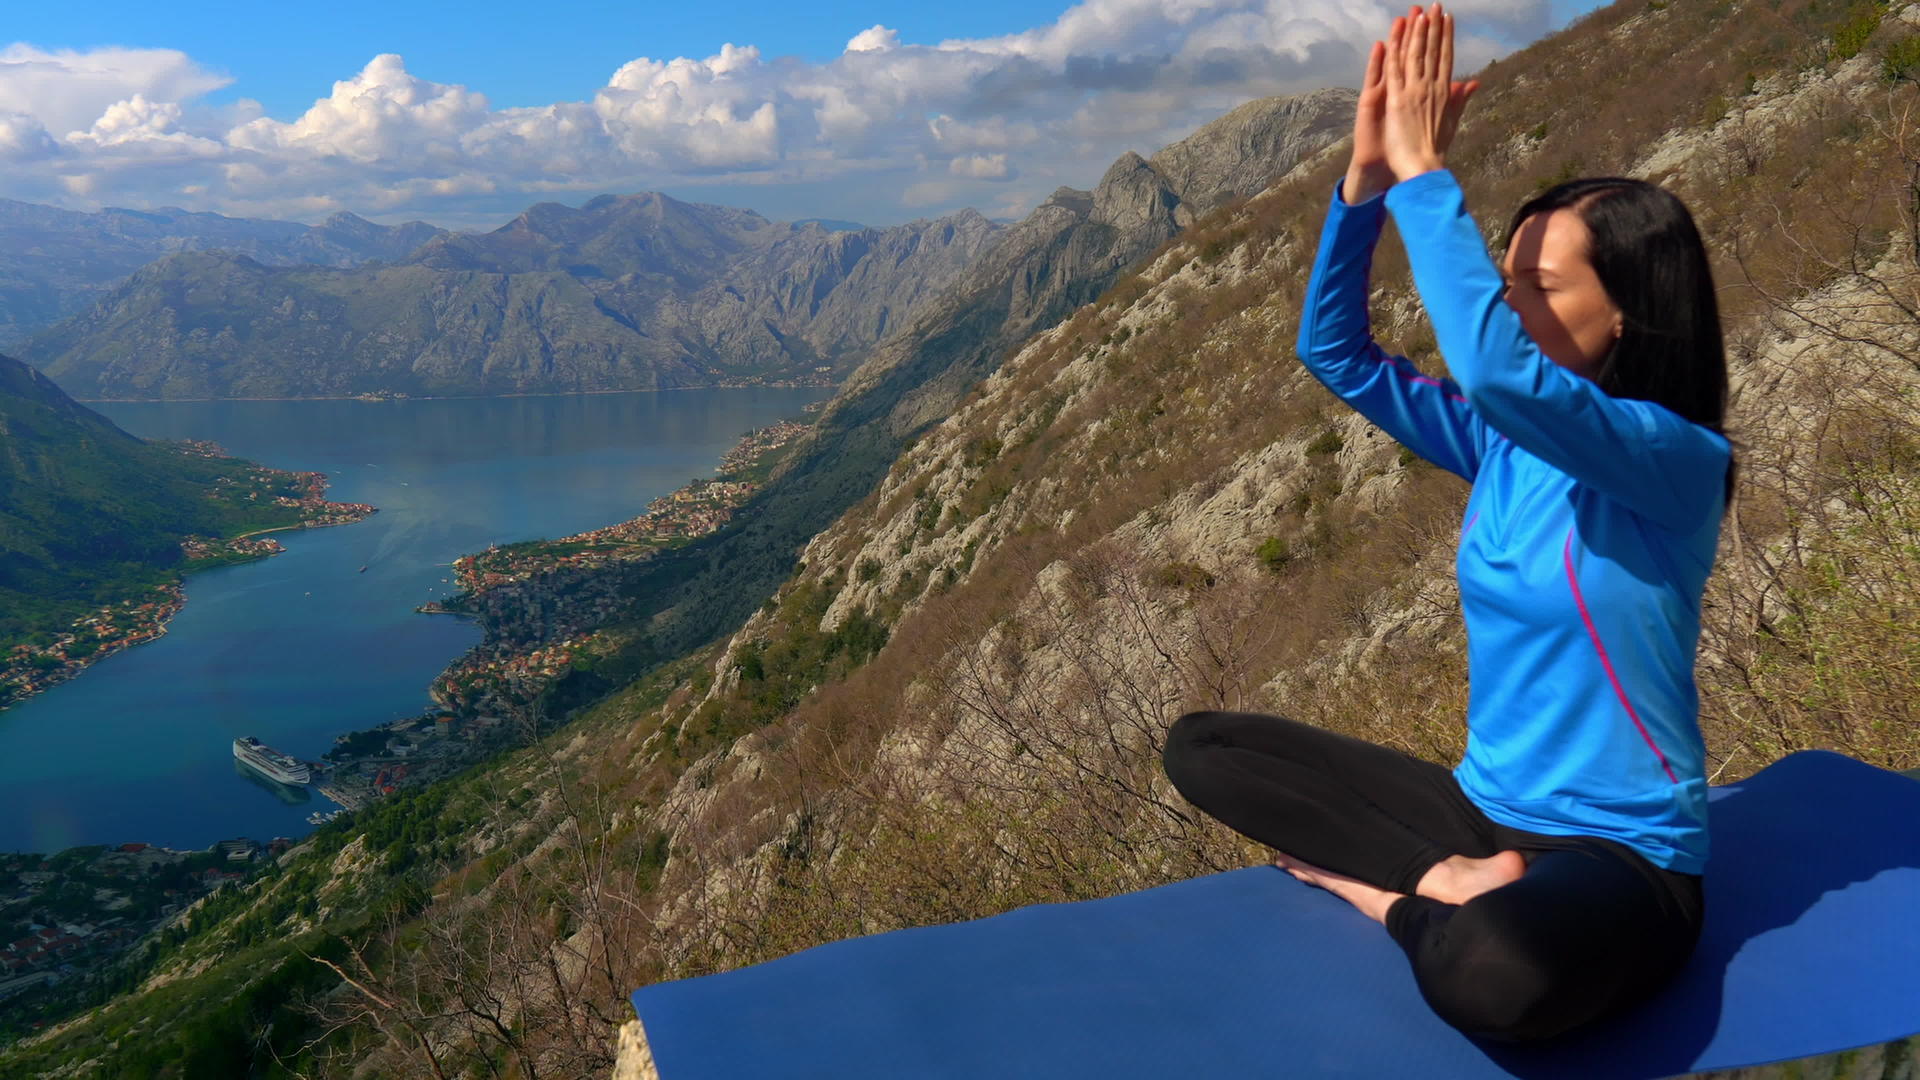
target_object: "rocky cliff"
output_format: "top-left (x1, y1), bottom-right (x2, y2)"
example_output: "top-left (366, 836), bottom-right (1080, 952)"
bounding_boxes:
top-left (581, 87), bottom-right (1355, 677)
top-left (602, 4), bottom-right (1920, 1077)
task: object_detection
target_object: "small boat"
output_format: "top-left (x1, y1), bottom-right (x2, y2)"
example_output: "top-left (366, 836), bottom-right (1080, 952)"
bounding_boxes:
top-left (358, 565), bottom-right (368, 573)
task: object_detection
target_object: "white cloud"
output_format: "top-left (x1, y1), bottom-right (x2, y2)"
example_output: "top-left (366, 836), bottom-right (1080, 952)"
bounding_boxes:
top-left (0, 111), bottom-right (57, 161)
top-left (0, 44), bottom-right (229, 140)
top-left (949, 152), bottom-right (1012, 180)
top-left (0, 1), bottom-right (1551, 226)
top-left (846, 25), bottom-right (900, 53)
top-left (229, 54), bottom-right (496, 167)
top-left (593, 46), bottom-right (782, 169)
top-left (67, 94), bottom-right (223, 156)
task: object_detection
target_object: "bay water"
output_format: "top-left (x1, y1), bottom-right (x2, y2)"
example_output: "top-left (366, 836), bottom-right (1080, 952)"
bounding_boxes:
top-left (0, 388), bottom-right (831, 855)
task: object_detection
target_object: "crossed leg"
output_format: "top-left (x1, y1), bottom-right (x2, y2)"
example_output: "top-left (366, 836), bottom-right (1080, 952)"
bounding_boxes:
top-left (1273, 847), bottom-right (1527, 924)
top-left (1161, 709), bottom-right (1513, 896)
top-left (1161, 709), bottom-right (1699, 1042)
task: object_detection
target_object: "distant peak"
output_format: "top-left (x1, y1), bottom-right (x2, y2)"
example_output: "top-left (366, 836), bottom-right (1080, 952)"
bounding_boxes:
top-left (794, 217), bottom-right (866, 232)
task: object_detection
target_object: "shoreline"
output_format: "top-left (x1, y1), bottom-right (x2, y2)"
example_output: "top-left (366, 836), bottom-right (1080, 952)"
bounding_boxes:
top-left (4, 407), bottom-right (818, 851)
top-left (0, 504), bottom-right (375, 715)
top-left (74, 380), bottom-right (841, 405)
top-left (230, 523), bottom-right (309, 541)
top-left (414, 416), bottom-right (814, 735)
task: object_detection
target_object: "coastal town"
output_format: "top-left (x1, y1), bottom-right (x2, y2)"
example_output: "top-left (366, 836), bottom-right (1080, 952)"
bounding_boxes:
top-left (440, 417), bottom-right (812, 595)
top-left (0, 584), bottom-right (187, 709)
top-left (419, 417), bottom-right (813, 721)
top-left (0, 839), bottom-right (283, 1034)
top-left (0, 412), bottom-right (820, 1024)
top-left (0, 444), bottom-right (374, 712)
top-left (258, 413), bottom-right (819, 815)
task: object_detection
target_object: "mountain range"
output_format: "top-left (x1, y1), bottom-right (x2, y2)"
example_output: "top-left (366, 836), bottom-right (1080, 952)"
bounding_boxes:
top-left (21, 196), bottom-right (1002, 399)
top-left (0, 200), bottom-right (443, 347)
top-left (15, 91), bottom-right (1351, 404)
top-left (595, 89), bottom-right (1357, 672)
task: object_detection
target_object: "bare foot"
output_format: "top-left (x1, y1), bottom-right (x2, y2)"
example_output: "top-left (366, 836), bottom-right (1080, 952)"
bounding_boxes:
top-left (1272, 852), bottom-right (1404, 925)
top-left (1414, 850), bottom-right (1528, 905)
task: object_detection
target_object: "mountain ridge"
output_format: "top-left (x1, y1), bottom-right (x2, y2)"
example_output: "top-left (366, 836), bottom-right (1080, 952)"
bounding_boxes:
top-left (0, 199), bottom-right (446, 346)
top-left (23, 198), bottom-right (1005, 400)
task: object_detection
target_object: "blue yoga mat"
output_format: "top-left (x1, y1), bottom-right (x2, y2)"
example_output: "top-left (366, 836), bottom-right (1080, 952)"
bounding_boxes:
top-left (630, 750), bottom-right (1920, 1078)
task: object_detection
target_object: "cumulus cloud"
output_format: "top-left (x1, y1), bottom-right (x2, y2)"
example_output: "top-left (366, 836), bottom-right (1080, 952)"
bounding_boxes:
top-left (0, 112), bottom-right (57, 161)
top-left (949, 152), bottom-right (1012, 180)
top-left (846, 25), bottom-right (900, 53)
top-left (0, 0), bottom-right (1552, 225)
top-left (0, 44), bottom-right (230, 139)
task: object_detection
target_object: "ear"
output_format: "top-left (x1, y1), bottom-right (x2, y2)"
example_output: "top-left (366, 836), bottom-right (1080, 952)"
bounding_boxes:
top-left (1612, 314), bottom-right (1624, 339)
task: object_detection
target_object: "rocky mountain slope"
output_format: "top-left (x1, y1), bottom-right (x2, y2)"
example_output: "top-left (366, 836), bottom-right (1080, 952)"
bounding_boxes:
top-left (597, 2), bottom-right (1920, 1073)
top-left (0, 200), bottom-right (442, 346)
top-left (24, 194), bottom-right (1001, 400)
top-left (552, 88), bottom-right (1356, 680)
top-left (6, 0), bottom-right (1918, 1075)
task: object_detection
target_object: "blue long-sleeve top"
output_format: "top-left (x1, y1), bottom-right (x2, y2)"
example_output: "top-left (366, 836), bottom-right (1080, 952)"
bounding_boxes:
top-left (1295, 168), bottom-right (1729, 874)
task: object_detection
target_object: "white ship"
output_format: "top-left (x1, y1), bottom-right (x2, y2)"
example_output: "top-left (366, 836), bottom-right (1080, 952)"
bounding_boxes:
top-left (233, 736), bottom-right (311, 785)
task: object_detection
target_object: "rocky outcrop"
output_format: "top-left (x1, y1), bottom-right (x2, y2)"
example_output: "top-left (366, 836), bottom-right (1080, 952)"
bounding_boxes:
top-left (612, 1019), bottom-right (661, 1080)
top-left (1147, 88), bottom-right (1355, 223)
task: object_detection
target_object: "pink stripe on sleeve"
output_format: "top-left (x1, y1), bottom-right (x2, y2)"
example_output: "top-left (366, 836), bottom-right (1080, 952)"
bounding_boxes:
top-left (1562, 526), bottom-right (1680, 784)
top-left (1375, 347), bottom-right (1469, 404)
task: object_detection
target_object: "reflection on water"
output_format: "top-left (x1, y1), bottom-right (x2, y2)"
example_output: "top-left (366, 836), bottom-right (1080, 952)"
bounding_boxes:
top-left (233, 760), bottom-right (312, 805)
top-left (0, 386), bottom-right (833, 854)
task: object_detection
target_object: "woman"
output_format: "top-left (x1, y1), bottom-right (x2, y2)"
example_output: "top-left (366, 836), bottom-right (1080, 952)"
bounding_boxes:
top-left (1161, 4), bottom-right (1734, 1043)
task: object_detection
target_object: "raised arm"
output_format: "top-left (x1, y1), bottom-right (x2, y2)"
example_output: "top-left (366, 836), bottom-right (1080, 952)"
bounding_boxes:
top-left (1372, 6), bottom-right (1727, 530)
top-left (1296, 26), bottom-right (1482, 482)
top-left (1295, 178), bottom-right (1483, 482)
top-left (1383, 169), bottom-right (1729, 530)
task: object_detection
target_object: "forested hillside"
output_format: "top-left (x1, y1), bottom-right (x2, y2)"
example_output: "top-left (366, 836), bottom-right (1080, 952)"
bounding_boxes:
top-left (5, 1), bottom-right (1916, 1076)
top-left (0, 353), bottom-right (321, 653)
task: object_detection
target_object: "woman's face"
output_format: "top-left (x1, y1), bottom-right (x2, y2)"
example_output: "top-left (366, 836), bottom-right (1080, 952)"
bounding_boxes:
top-left (1500, 209), bottom-right (1623, 382)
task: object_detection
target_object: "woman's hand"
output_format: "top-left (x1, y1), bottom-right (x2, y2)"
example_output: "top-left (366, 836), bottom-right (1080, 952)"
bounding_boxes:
top-left (1381, 4), bottom-right (1479, 183)
top-left (1341, 41), bottom-right (1394, 204)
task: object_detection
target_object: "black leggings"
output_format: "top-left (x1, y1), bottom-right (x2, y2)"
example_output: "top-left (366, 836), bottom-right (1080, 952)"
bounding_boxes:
top-left (1161, 710), bottom-right (1704, 1043)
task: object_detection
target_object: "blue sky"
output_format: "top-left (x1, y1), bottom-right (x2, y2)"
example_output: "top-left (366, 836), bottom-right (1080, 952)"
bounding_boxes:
top-left (0, 0), bottom-right (1613, 228)
top-left (6, 2), bottom-right (1106, 117)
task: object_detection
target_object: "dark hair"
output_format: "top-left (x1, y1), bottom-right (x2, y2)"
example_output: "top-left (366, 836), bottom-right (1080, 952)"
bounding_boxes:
top-left (1505, 178), bottom-right (1738, 512)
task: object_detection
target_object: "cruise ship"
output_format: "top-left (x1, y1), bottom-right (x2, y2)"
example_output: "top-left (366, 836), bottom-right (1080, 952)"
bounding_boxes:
top-left (233, 737), bottom-right (311, 785)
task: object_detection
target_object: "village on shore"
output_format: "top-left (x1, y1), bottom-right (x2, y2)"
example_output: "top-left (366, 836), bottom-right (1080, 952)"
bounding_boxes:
top-left (0, 447), bottom-right (376, 711)
top-left (0, 412), bottom-right (818, 1017)
top-left (0, 838), bottom-right (288, 1029)
top-left (313, 412), bottom-right (817, 808)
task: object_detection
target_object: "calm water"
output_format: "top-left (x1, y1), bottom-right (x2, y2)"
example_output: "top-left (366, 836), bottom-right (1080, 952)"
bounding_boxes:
top-left (0, 388), bottom-right (831, 855)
